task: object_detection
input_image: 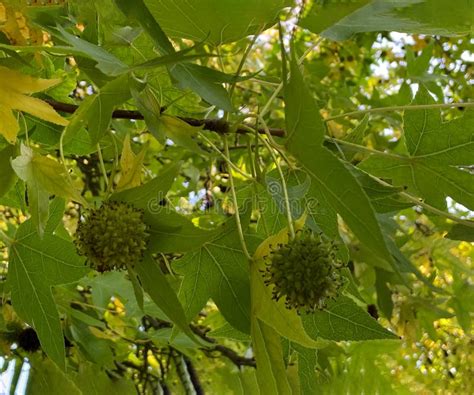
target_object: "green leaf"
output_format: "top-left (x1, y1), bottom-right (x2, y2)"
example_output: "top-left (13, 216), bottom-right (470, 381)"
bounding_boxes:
top-left (301, 296), bottom-right (399, 341)
top-left (54, 24), bottom-right (208, 77)
top-left (130, 85), bottom-right (166, 143)
top-left (449, 269), bottom-right (474, 332)
top-left (208, 322), bottom-right (251, 342)
top-left (27, 357), bottom-right (81, 395)
top-left (156, 115), bottom-right (205, 154)
top-left (170, 63), bottom-right (234, 111)
top-left (447, 224), bottom-right (474, 242)
top-left (82, 271), bottom-right (144, 320)
top-left (69, 319), bottom-right (115, 365)
top-left (114, 0), bottom-right (234, 110)
top-left (71, 363), bottom-right (136, 394)
top-left (301, 0), bottom-right (473, 40)
top-left (44, 197), bottom-right (65, 234)
top-left (144, 0), bottom-right (291, 45)
top-left (110, 162), bottom-right (216, 253)
top-left (111, 161), bottom-right (181, 209)
top-left (11, 144), bottom-right (85, 236)
top-left (284, 60), bottom-right (390, 264)
top-left (317, 341), bottom-right (407, 394)
top-left (64, 74), bottom-right (143, 145)
top-left (54, 25), bottom-right (128, 76)
top-left (8, 220), bottom-right (88, 369)
top-left (292, 344), bottom-right (319, 395)
top-left (251, 318), bottom-right (292, 395)
top-left (135, 252), bottom-right (201, 344)
top-left (360, 87), bottom-right (474, 210)
top-left (174, 217), bottom-right (253, 333)
top-left (349, 167), bottom-right (412, 214)
top-left (407, 43), bottom-right (434, 78)
top-left (378, 216), bottom-right (442, 292)
top-left (114, 0), bottom-right (175, 54)
top-left (299, 0), bottom-right (371, 39)
top-left (341, 114), bottom-right (370, 161)
top-left (146, 208), bottom-right (218, 253)
top-left (375, 269), bottom-right (395, 319)
top-left (0, 180), bottom-right (26, 210)
top-left (129, 51), bottom-right (212, 74)
top-left (0, 144), bottom-right (17, 197)
top-left (284, 55), bottom-right (325, 149)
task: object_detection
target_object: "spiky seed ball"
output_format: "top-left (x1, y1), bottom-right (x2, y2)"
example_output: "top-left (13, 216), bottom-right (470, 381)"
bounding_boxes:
top-left (74, 201), bottom-right (149, 272)
top-left (263, 230), bottom-right (345, 313)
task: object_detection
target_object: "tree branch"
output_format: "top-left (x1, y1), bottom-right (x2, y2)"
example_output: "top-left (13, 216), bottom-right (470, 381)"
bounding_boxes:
top-left (190, 325), bottom-right (256, 368)
top-left (144, 316), bottom-right (256, 368)
top-left (183, 355), bottom-right (204, 395)
top-left (45, 99), bottom-right (286, 137)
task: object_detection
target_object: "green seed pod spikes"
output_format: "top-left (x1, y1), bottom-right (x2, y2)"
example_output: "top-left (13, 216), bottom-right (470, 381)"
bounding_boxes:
top-left (263, 230), bottom-right (345, 313)
top-left (74, 201), bottom-right (149, 272)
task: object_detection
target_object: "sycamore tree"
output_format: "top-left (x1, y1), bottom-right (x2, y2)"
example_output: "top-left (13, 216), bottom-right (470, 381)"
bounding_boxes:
top-left (0, 0), bottom-right (473, 393)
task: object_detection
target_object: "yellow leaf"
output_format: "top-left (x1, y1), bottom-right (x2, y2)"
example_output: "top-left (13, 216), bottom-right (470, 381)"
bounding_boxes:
top-left (0, 106), bottom-right (18, 143)
top-left (14, 144), bottom-right (85, 202)
top-left (158, 115), bottom-right (205, 153)
top-left (0, 66), bottom-right (69, 143)
top-left (89, 326), bottom-right (114, 340)
top-left (116, 134), bottom-right (147, 191)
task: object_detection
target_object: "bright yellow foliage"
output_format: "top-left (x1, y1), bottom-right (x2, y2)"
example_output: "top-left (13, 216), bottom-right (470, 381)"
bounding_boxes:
top-left (0, 66), bottom-right (69, 143)
top-left (116, 134), bottom-right (147, 191)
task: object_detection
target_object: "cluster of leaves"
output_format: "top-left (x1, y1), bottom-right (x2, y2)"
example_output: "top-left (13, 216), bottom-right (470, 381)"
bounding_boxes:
top-left (0, 0), bottom-right (472, 393)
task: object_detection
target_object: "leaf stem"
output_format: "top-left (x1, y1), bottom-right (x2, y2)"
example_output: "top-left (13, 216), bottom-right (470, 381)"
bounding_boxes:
top-left (243, 114), bottom-right (296, 239)
top-left (370, 175), bottom-right (474, 228)
top-left (260, 37), bottom-right (324, 118)
top-left (229, 30), bottom-right (261, 99)
top-left (243, 113), bottom-right (293, 168)
top-left (325, 136), bottom-right (405, 159)
top-left (96, 143), bottom-right (109, 189)
top-left (223, 135), bottom-right (252, 261)
top-left (325, 102), bottom-right (474, 122)
top-left (106, 131), bottom-right (119, 196)
top-left (200, 134), bottom-right (252, 179)
top-left (256, 132), bottom-right (296, 240)
top-left (262, 145), bottom-right (296, 239)
top-left (59, 128), bottom-right (74, 185)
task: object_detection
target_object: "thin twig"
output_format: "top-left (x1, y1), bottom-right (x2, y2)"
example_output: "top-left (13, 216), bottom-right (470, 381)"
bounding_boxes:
top-left (183, 356), bottom-right (204, 395)
top-left (256, 132), bottom-right (296, 239)
top-left (200, 134), bottom-right (252, 179)
top-left (325, 102), bottom-right (474, 122)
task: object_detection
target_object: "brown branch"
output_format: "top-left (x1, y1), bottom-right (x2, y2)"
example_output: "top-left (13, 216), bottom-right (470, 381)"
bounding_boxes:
top-left (183, 354), bottom-right (205, 395)
top-left (190, 325), bottom-right (256, 368)
top-left (45, 99), bottom-right (286, 137)
top-left (144, 316), bottom-right (256, 368)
